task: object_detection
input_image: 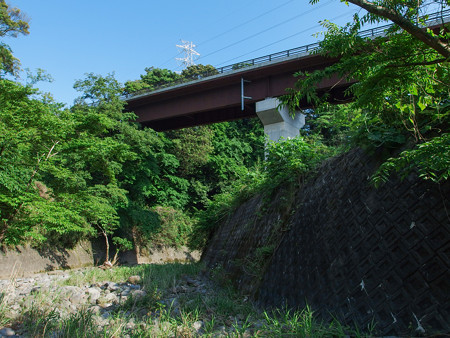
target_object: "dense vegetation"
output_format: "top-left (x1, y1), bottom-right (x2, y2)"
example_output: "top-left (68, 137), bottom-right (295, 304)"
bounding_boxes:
top-left (192, 0), bottom-right (450, 247)
top-left (0, 1), bottom-right (265, 257)
top-left (1, 0), bottom-right (449, 262)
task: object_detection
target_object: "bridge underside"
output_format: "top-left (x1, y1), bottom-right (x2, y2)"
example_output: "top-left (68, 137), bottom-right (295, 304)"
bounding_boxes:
top-left (126, 54), bottom-right (354, 132)
top-left (140, 104), bottom-right (256, 131)
top-left (126, 17), bottom-right (448, 133)
top-left (137, 86), bottom-right (351, 131)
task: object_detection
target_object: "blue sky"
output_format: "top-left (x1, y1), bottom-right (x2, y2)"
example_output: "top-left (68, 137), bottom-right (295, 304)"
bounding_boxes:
top-left (6, 0), bottom-right (365, 106)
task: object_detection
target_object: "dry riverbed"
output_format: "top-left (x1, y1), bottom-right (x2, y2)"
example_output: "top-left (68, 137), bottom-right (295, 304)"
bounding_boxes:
top-left (0, 264), bottom-right (370, 337)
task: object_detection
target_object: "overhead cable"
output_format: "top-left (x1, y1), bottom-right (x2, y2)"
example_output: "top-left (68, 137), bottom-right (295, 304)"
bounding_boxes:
top-left (215, 9), bottom-right (355, 66)
top-left (197, 0), bottom-right (297, 46)
top-left (197, 0), bottom-right (334, 62)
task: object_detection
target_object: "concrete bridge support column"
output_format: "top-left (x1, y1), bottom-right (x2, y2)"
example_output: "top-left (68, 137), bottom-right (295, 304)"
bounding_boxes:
top-left (255, 98), bottom-right (305, 142)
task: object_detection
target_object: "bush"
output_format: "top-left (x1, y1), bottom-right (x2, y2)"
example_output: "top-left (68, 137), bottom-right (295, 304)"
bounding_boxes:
top-left (149, 206), bottom-right (193, 248)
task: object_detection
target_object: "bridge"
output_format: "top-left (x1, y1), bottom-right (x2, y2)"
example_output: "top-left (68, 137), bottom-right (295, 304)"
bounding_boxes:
top-left (126, 11), bottom-right (449, 141)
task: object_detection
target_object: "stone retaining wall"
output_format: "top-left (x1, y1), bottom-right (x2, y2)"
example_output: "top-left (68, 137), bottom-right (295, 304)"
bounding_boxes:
top-left (0, 241), bottom-right (201, 279)
top-left (0, 241), bottom-right (95, 279)
top-left (202, 148), bottom-right (450, 336)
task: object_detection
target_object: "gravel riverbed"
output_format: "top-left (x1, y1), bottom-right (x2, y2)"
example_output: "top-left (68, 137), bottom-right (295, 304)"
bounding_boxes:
top-left (0, 267), bottom-right (226, 337)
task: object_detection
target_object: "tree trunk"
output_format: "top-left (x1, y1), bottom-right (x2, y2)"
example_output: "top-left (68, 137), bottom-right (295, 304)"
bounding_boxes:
top-left (102, 230), bottom-right (110, 262)
top-left (347, 0), bottom-right (450, 59)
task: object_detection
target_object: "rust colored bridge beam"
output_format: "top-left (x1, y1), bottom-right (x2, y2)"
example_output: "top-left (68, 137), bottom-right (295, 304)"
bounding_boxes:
top-left (126, 53), bottom-right (353, 131)
top-left (126, 12), bottom-right (449, 132)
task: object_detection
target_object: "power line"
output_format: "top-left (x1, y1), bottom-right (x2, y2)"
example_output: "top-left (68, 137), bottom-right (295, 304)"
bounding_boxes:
top-left (156, 0), bottom-right (261, 69)
top-left (158, 50), bottom-right (184, 69)
top-left (197, 0), bottom-right (334, 62)
top-left (197, 0), bottom-right (297, 46)
top-left (157, 0), bottom-right (322, 70)
top-left (215, 10), bottom-right (356, 66)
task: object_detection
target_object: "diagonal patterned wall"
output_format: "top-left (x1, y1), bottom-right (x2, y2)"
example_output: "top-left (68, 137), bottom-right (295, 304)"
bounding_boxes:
top-left (202, 148), bottom-right (450, 336)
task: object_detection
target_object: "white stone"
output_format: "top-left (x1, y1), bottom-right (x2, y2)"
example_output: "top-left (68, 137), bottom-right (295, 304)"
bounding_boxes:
top-left (0, 327), bottom-right (15, 336)
top-left (193, 320), bottom-right (203, 332)
top-left (86, 287), bottom-right (101, 301)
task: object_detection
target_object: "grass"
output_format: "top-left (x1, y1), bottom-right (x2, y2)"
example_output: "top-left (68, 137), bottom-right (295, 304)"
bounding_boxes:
top-left (0, 263), bottom-right (375, 337)
top-left (0, 293), bottom-right (10, 328)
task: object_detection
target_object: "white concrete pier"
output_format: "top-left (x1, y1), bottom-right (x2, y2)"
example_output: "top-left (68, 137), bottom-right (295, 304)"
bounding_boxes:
top-left (255, 97), bottom-right (305, 142)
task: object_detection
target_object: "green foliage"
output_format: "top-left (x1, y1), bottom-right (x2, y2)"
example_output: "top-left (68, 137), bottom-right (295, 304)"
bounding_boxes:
top-left (124, 64), bottom-right (218, 96)
top-left (188, 165), bottom-right (267, 250)
top-left (0, 79), bottom-right (94, 245)
top-left (0, 0), bottom-right (29, 76)
top-left (281, 2), bottom-right (450, 184)
top-left (207, 119), bottom-right (264, 191)
top-left (0, 71), bottom-right (166, 252)
top-left (265, 136), bottom-right (335, 181)
top-left (123, 67), bottom-right (181, 95)
top-left (0, 1), bottom-right (266, 251)
top-left (372, 133), bottom-right (450, 186)
top-left (232, 62), bottom-right (252, 70)
top-left (149, 206), bottom-right (193, 248)
top-left (180, 64), bottom-right (218, 80)
top-left (166, 126), bottom-right (214, 176)
top-left (189, 136), bottom-right (332, 250)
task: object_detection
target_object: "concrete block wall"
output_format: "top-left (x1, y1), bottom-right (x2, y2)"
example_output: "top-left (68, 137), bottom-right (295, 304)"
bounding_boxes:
top-left (202, 148), bottom-right (450, 336)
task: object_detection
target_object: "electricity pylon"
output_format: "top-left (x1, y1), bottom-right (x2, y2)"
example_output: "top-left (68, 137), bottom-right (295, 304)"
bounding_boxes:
top-left (176, 40), bottom-right (200, 69)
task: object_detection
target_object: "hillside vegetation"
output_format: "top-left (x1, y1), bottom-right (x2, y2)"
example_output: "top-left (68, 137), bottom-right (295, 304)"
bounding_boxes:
top-left (0, 0), bottom-right (449, 262)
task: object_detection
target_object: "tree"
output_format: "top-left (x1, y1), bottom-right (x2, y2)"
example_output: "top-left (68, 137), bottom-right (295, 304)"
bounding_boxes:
top-left (181, 64), bottom-right (218, 80)
top-left (282, 0), bottom-right (450, 184)
top-left (70, 73), bottom-right (163, 262)
top-left (0, 0), bottom-right (29, 76)
top-left (124, 67), bottom-right (181, 95)
top-left (330, 0), bottom-right (450, 59)
top-left (124, 64), bottom-right (219, 96)
top-left (0, 71), bottom-right (163, 258)
top-left (0, 79), bottom-right (95, 245)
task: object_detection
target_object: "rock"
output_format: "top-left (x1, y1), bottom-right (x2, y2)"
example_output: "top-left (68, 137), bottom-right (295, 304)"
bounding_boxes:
top-left (0, 327), bottom-right (15, 336)
top-left (138, 308), bottom-right (148, 317)
top-left (30, 286), bottom-right (41, 294)
top-left (106, 282), bottom-right (120, 291)
top-left (96, 292), bottom-right (118, 308)
top-left (60, 299), bottom-right (73, 312)
top-left (61, 285), bottom-right (82, 298)
top-left (131, 290), bottom-right (147, 301)
top-left (120, 289), bottom-right (131, 297)
top-left (68, 303), bottom-right (78, 313)
top-left (105, 292), bottom-right (118, 303)
top-left (127, 275), bottom-right (141, 284)
top-left (193, 320), bottom-right (203, 332)
top-left (69, 291), bottom-right (87, 305)
top-left (184, 276), bottom-right (200, 287)
top-left (160, 321), bottom-right (171, 332)
top-left (86, 287), bottom-right (101, 301)
top-left (94, 315), bottom-right (109, 328)
top-left (89, 305), bottom-right (102, 315)
top-left (126, 319), bottom-right (136, 330)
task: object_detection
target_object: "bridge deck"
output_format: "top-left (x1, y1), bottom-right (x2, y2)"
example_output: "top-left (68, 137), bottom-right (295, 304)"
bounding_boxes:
top-left (126, 11), bottom-right (449, 131)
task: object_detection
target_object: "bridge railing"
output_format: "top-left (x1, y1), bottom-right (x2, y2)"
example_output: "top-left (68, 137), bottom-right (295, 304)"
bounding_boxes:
top-left (127, 9), bottom-right (450, 98)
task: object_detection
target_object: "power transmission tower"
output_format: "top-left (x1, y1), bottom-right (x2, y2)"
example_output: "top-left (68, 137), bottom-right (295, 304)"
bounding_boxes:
top-left (176, 40), bottom-right (200, 69)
